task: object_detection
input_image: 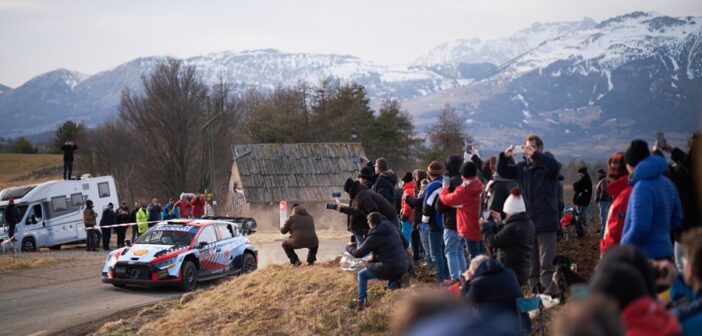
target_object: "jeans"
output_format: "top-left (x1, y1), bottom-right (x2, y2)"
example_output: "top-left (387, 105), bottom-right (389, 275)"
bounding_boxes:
top-left (418, 227), bottom-right (432, 265)
top-left (401, 220), bottom-right (413, 246)
top-left (354, 233), bottom-right (365, 246)
top-left (358, 268), bottom-right (377, 300)
top-left (598, 202), bottom-right (610, 232)
top-left (282, 240), bottom-right (318, 264)
top-left (466, 240), bottom-right (486, 260)
top-left (444, 229), bottom-right (467, 280)
top-left (429, 230), bottom-right (449, 281)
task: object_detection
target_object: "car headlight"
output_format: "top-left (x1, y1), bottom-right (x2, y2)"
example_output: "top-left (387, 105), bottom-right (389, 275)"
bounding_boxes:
top-left (154, 257), bottom-right (177, 269)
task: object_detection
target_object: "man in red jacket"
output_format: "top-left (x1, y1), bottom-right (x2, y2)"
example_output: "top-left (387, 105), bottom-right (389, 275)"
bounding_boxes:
top-left (600, 152), bottom-right (631, 256)
top-left (439, 161), bottom-right (485, 263)
top-left (192, 193), bottom-right (206, 219)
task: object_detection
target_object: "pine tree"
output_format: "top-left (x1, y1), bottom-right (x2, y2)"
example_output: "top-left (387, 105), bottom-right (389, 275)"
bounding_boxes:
top-left (421, 104), bottom-right (470, 164)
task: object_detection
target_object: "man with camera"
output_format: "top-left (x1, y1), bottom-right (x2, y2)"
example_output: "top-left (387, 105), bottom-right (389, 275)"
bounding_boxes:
top-left (497, 134), bottom-right (561, 296)
top-left (337, 178), bottom-right (398, 234)
top-left (281, 203), bottom-right (319, 266)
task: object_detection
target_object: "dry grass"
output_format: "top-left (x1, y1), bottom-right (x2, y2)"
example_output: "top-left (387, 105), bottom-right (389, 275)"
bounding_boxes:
top-left (0, 153), bottom-right (62, 189)
top-left (91, 259), bottom-right (429, 336)
top-left (0, 256), bottom-right (60, 271)
top-left (249, 230), bottom-right (350, 244)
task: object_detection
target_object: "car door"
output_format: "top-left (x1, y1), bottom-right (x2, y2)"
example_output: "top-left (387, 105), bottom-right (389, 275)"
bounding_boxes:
top-left (214, 224), bottom-right (237, 274)
top-left (195, 225), bottom-right (218, 277)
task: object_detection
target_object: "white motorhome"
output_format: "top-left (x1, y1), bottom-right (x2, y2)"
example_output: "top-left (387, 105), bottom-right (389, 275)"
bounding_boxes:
top-left (0, 176), bottom-right (119, 251)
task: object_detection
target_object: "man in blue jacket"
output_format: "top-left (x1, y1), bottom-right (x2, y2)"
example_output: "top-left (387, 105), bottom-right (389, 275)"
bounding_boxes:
top-left (422, 161), bottom-right (449, 283)
top-left (621, 140), bottom-right (682, 260)
top-left (497, 134), bottom-right (561, 296)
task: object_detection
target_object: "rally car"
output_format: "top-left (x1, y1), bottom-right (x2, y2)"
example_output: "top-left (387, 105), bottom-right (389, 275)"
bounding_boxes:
top-left (101, 217), bottom-right (258, 291)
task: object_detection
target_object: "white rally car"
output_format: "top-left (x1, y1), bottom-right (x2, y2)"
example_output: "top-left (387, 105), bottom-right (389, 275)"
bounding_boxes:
top-left (101, 218), bottom-right (257, 291)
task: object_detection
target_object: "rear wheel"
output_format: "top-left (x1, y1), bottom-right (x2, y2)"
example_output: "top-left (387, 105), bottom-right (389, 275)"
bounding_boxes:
top-left (21, 238), bottom-right (36, 252)
top-left (178, 261), bottom-right (198, 292)
top-left (242, 253), bottom-right (257, 274)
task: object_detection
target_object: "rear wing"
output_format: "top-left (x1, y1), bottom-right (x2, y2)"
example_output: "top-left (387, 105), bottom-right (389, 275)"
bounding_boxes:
top-left (202, 216), bottom-right (257, 235)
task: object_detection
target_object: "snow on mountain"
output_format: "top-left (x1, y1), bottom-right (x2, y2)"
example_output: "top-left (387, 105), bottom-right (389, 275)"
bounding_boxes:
top-left (414, 17), bottom-right (597, 66)
top-left (498, 12), bottom-right (702, 81)
top-left (0, 84), bottom-right (10, 95)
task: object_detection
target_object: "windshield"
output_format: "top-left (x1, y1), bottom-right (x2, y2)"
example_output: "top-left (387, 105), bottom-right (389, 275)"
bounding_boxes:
top-left (0, 205), bottom-right (29, 227)
top-left (135, 230), bottom-right (195, 246)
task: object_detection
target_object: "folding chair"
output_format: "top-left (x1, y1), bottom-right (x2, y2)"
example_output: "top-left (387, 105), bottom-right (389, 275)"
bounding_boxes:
top-left (516, 296), bottom-right (544, 336)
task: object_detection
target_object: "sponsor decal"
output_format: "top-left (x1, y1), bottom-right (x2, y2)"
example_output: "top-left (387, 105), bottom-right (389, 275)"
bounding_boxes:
top-left (153, 225), bottom-right (198, 233)
top-left (133, 249), bottom-right (149, 256)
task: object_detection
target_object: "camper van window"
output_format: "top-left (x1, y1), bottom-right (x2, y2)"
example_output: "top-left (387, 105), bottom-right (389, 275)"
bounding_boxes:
top-left (1, 186), bottom-right (36, 201)
top-left (98, 182), bottom-right (110, 198)
top-left (71, 193), bottom-right (83, 206)
top-left (51, 196), bottom-right (68, 212)
top-left (0, 205), bottom-right (28, 226)
top-left (29, 204), bottom-right (43, 224)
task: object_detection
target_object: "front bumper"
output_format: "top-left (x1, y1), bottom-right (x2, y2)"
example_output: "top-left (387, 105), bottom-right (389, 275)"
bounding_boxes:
top-left (102, 261), bottom-right (179, 287)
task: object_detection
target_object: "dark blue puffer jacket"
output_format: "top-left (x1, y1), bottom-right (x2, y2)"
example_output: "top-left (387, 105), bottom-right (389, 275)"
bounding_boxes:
top-left (497, 151), bottom-right (561, 232)
top-left (346, 220), bottom-right (409, 280)
top-left (621, 155), bottom-right (683, 259)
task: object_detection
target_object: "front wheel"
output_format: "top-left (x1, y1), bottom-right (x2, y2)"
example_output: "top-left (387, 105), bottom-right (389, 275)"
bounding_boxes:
top-left (242, 253), bottom-right (257, 274)
top-left (178, 261), bottom-right (198, 292)
top-left (22, 238), bottom-right (36, 252)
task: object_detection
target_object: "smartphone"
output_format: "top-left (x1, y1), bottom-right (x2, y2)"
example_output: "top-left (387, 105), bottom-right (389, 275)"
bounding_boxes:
top-left (656, 132), bottom-right (667, 148)
top-left (512, 146), bottom-right (525, 154)
top-left (569, 283), bottom-right (589, 301)
top-left (352, 156), bottom-right (361, 164)
top-left (331, 192), bottom-right (342, 198)
top-left (481, 210), bottom-right (490, 220)
top-left (464, 140), bottom-right (473, 152)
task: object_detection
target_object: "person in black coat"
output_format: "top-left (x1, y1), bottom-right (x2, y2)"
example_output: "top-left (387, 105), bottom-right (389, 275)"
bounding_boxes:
top-left (480, 188), bottom-right (535, 285)
top-left (3, 198), bottom-right (20, 240)
top-left (347, 212), bottom-right (410, 310)
top-left (339, 178), bottom-right (397, 227)
top-left (100, 203), bottom-right (116, 251)
top-left (484, 173), bottom-right (518, 220)
top-left (372, 158), bottom-right (398, 212)
top-left (573, 167), bottom-right (592, 238)
top-left (129, 202), bottom-right (139, 242)
top-left (460, 256), bottom-right (530, 330)
top-left (435, 155), bottom-right (463, 232)
top-left (115, 201), bottom-right (130, 247)
top-left (60, 141), bottom-right (78, 180)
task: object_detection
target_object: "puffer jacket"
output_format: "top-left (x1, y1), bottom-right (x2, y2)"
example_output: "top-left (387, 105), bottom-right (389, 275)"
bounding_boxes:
top-left (439, 176), bottom-right (484, 241)
top-left (485, 174), bottom-right (518, 220)
top-left (372, 170), bottom-right (398, 209)
top-left (435, 174), bottom-right (463, 231)
top-left (422, 177), bottom-right (444, 231)
top-left (497, 151), bottom-right (562, 232)
top-left (600, 175), bottom-right (633, 256)
top-left (481, 212), bottom-right (535, 285)
top-left (460, 259), bottom-right (525, 315)
top-left (346, 220), bottom-right (409, 280)
top-left (621, 155), bottom-right (683, 259)
top-left (83, 208), bottom-right (97, 227)
top-left (400, 183), bottom-right (415, 222)
top-left (340, 181), bottom-right (396, 224)
top-left (573, 173), bottom-right (593, 206)
top-left (281, 206), bottom-right (319, 249)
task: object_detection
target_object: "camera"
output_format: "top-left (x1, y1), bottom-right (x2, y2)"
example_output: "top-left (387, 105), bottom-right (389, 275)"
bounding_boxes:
top-left (326, 203), bottom-right (338, 210)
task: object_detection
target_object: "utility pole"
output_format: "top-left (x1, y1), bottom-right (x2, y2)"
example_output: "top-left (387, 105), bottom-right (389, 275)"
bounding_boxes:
top-left (201, 97), bottom-right (221, 213)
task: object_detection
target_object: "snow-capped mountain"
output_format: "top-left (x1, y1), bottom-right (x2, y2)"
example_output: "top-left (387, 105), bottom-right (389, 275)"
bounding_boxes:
top-left (0, 50), bottom-right (462, 137)
top-left (414, 17), bottom-right (598, 67)
top-left (404, 12), bottom-right (702, 157)
top-left (0, 84), bottom-right (10, 95)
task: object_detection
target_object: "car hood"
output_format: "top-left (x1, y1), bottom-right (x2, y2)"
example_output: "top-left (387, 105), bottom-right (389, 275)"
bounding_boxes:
top-left (115, 244), bottom-right (188, 262)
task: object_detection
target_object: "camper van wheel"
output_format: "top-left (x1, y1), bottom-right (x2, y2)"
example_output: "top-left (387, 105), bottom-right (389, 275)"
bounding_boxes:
top-left (22, 238), bottom-right (36, 252)
top-left (49, 245), bottom-right (61, 250)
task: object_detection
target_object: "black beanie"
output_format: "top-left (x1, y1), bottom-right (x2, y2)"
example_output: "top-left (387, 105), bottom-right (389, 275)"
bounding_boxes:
top-left (590, 263), bottom-right (648, 309)
top-left (445, 155), bottom-right (463, 176)
top-left (624, 139), bottom-right (650, 167)
top-left (459, 161), bottom-right (477, 178)
top-left (343, 178), bottom-right (355, 193)
top-left (401, 171), bottom-right (413, 184)
top-left (599, 245), bottom-right (657, 297)
top-left (577, 167), bottom-right (588, 175)
top-left (358, 167), bottom-right (374, 179)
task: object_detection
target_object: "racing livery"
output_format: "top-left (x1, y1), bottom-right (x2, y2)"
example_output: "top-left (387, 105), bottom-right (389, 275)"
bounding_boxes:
top-left (101, 218), bottom-right (257, 291)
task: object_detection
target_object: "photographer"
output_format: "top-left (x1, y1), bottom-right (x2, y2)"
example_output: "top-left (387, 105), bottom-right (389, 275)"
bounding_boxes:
top-left (281, 203), bottom-right (319, 266)
top-left (346, 212), bottom-right (409, 311)
top-left (337, 178), bottom-right (398, 232)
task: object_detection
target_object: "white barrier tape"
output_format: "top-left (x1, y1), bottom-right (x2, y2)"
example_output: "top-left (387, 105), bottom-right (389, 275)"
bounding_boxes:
top-left (80, 220), bottom-right (162, 230)
top-left (1, 237), bottom-right (15, 245)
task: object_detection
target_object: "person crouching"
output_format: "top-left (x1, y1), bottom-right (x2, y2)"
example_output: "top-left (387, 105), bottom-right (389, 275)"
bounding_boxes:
top-left (281, 203), bottom-right (319, 266)
top-left (347, 212), bottom-right (410, 311)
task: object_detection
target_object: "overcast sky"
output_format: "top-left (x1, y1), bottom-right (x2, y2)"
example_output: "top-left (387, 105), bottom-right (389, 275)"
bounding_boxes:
top-left (1, 0), bottom-right (701, 87)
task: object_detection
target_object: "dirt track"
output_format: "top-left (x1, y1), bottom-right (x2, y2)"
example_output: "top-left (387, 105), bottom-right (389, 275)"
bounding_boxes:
top-left (0, 239), bottom-right (348, 336)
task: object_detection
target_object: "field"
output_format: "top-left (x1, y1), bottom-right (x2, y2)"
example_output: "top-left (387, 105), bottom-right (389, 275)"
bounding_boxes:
top-left (0, 153), bottom-right (63, 189)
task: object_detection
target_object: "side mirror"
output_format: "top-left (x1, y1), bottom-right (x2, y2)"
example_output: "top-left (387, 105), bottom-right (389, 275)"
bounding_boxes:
top-left (198, 241), bottom-right (209, 249)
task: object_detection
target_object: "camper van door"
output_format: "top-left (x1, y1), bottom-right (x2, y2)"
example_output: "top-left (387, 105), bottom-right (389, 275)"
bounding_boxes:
top-left (21, 203), bottom-right (48, 247)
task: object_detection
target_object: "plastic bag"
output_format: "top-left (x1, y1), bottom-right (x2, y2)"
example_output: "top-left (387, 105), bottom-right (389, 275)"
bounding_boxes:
top-left (340, 251), bottom-right (368, 272)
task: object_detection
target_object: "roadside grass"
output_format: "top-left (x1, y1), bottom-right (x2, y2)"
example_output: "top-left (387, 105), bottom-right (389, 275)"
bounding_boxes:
top-left (0, 255), bottom-right (60, 271)
top-left (0, 153), bottom-right (62, 189)
top-left (91, 259), bottom-right (432, 336)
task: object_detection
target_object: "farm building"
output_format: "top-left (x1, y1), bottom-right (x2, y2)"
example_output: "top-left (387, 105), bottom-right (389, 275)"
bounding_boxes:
top-left (225, 143), bottom-right (366, 230)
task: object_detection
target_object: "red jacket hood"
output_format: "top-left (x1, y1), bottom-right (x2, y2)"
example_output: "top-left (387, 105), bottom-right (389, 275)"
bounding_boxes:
top-left (621, 297), bottom-right (681, 336)
top-left (606, 175), bottom-right (630, 199)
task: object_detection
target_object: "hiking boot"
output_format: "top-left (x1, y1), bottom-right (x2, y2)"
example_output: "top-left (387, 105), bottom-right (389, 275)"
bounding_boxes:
top-left (356, 299), bottom-right (366, 311)
top-left (307, 261), bottom-right (314, 266)
top-left (291, 260), bottom-right (302, 267)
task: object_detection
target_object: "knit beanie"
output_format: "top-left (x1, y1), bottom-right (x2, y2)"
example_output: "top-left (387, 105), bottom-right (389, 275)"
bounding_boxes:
top-left (343, 178), bottom-right (355, 193)
top-left (358, 167), bottom-right (374, 180)
top-left (445, 155), bottom-right (463, 176)
top-left (401, 171), bottom-right (413, 184)
top-left (459, 161), bottom-right (477, 178)
top-left (577, 167), bottom-right (588, 175)
top-left (590, 262), bottom-right (648, 309)
top-left (599, 245), bottom-right (657, 297)
top-left (427, 161), bottom-right (443, 176)
top-left (624, 140), bottom-right (650, 167)
top-left (503, 188), bottom-right (526, 215)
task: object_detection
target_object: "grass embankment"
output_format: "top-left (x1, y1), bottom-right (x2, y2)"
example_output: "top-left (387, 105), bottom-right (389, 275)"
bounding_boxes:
top-left (93, 259), bottom-right (416, 336)
top-left (0, 256), bottom-right (60, 271)
top-left (0, 153), bottom-right (62, 189)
